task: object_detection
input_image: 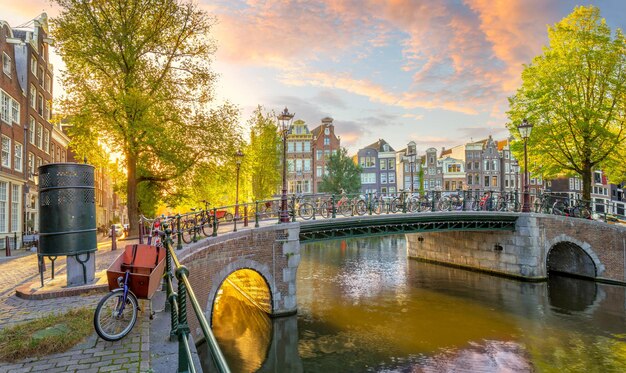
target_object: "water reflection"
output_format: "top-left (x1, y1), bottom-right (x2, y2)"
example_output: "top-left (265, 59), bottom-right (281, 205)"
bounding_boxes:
top-left (203, 236), bottom-right (626, 372)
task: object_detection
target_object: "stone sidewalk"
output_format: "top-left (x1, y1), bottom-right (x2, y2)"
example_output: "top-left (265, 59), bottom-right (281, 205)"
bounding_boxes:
top-left (0, 242), bottom-right (155, 373)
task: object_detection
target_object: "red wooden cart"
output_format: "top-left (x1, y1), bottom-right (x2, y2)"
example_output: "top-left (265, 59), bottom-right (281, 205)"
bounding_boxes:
top-left (106, 244), bottom-right (166, 299)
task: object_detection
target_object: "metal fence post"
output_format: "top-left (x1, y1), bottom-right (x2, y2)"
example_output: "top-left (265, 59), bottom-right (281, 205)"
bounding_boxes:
top-left (331, 194), bottom-right (336, 219)
top-left (212, 208), bottom-right (218, 237)
top-left (244, 205), bottom-right (249, 227)
top-left (254, 201), bottom-right (260, 228)
top-left (176, 215), bottom-right (183, 251)
top-left (368, 193), bottom-right (373, 215)
top-left (176, 266), bottom-right (191, 372)
top-left (111, 225), bottom-right (117, 251)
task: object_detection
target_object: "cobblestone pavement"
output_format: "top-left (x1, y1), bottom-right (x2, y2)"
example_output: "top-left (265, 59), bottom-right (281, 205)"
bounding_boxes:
top-left (0, 240), bottom-right (153, 373)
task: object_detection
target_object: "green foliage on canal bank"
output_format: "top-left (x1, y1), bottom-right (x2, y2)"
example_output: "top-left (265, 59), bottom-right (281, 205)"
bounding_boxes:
top-left (0, 308), bottom-right (93, 362)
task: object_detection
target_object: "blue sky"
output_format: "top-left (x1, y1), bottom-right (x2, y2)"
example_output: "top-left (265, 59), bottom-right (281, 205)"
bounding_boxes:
top-left (3, 0), bottom-right (626, 154)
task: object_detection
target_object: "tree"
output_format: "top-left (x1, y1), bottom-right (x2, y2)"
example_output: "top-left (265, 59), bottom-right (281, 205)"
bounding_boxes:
top-left (53, 0), bottom-right (241, 235)
top-left (319, 148), bottom-right (362, 194)
top-left (507, 5), bottom-right (626, 202)
top-left (246, 106), bottom-right (281, 201)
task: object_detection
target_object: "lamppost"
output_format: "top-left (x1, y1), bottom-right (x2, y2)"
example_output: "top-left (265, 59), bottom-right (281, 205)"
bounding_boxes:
top-left (407, 152), bottom-right (416, 193)
top-left (278, 107), bottom-right (294, 223)
top-left (518, 119), bottom-right (534, 212)
top-left (234, 149), bottom-right (244, 221)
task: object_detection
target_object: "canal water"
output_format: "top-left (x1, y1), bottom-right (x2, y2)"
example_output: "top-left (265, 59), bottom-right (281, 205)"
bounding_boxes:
top-left (202, 236), bottom-right (626, 372)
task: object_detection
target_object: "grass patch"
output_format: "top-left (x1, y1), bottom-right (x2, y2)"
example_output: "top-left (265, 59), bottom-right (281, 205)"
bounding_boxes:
top-left (0, 308), bottom-right (93, 362)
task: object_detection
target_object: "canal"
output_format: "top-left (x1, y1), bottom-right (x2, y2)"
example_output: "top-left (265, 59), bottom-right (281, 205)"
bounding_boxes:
top-left (202, 235), bottom-right (626, 372)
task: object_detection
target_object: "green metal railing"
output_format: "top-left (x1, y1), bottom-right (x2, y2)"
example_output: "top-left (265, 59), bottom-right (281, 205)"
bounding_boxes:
top-left (139, 191), bottom-right (625, 244)
top-left (160, 219), bottom-right (231, 373)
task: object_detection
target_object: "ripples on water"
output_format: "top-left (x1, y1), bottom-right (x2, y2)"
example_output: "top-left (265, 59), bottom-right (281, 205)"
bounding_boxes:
top-left (204, 236), bottom-right (626, 373)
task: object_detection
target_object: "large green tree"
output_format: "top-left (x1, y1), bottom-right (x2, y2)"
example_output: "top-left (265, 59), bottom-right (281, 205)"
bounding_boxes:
top-left (246, 106), bottom-right (281, 201)
top-left (507, 5), bottom-right (626, 202)
top-left (53, 0), bottom-right (240, 235)
top-left (319, 148), bottom-right (362, 194)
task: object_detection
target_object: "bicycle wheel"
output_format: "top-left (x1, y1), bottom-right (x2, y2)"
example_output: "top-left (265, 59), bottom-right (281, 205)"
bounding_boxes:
top-left (418, 197), bottom-right (432, 212)
top-left (438, 198), bottom-right (450, 211)
top-left (552, 201), bottom-right (567, 216)
top-left (181, 218), bottom-right (194, 243)
top-left (94, 289), bottom-right (138, 342)
top-left (451, 197), bottom-right (463, 211)
top-left (496, 197), bottom-right (507, 211)
top-left (389, 198), bottom-right (401, 213)
top-left (371, 199), bottom-right (382, 214)
top-left (201, 217), bottom-right (213, 236)
top-left (298, 203), bottom-right (315, 220)
top-left (355, 200), bottom-right (367, 215)
top-left (340, 202), bottom-right (352, 217)
top-left (320, 202), bottom-right (330, 218)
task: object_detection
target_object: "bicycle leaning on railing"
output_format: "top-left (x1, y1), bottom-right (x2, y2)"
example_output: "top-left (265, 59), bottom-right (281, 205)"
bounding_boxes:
top-left (94, 219), bottom-right (166, 341)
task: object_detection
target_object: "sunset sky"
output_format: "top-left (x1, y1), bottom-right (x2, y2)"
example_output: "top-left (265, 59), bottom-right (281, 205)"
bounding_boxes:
top-left (2, 0), bottom-right (626, 154)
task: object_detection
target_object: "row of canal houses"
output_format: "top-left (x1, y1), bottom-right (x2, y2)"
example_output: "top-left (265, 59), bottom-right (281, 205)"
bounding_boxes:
top-left (355, 137), bottom-right (625, 216)
top-left (285, 116), bottom-right (624, 216)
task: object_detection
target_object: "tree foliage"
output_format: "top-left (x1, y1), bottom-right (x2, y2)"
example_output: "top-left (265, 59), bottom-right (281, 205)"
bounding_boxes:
top-left (319, 148), bottom-right (362, 194)
top-left (53, 0), bottom-right (241, 233)
top-left (507, 5), bottom-right (626, 201)
top-left (245, 106), bottom-right (281, 201)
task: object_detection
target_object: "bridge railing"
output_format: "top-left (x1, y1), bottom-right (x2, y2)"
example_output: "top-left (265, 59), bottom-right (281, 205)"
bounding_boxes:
top-left (152, 218), bottom-right (231, 373)
top-left (142, 190), bottom-right (625, 243)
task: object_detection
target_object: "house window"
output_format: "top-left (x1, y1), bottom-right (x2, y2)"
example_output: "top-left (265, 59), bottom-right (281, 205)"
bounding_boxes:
top-left (45, 100), bottom-right (51, 121)
top-left (304, 142), bottom-right (311, 152)
top-left (389, 173), bottom-right (395, 184)
top-left (484, 176), bottom-right (490, 187)
top-left (29, 117), bottom-right (36, 144)
top-left (38, 67), bottom-right (44, 85)
top-left (11, 99), bottom-right (19, 123)
top-left (1, 91), bottom-right (10, 123)
top-left (303, 159), bottom-right (311, 172)
top-left (36, 123), bottom-right (42, 148)
top-left (360, 156), bottom-right (375, 168)
top-left (447, 164), bottom-right (461, 173)
top-left (324, 128), bottom-right (330, 135)
top-left (37, 93), bottom-right (44, 116)
top-left (361, 173), bottom-right (376, 184)
top-left (287, 141), bottom-right (294, 153)
top-left (324, 137), bottom-right (330, 145)
top-left (316, 150), bottom-right (322, 160)
top-left (2, 53), bottom-right (11, 77)
top-left (492, 176), bottom-right (498, 187)
top-left (468, 175), bottom-right (473, 185)
top-left (389, 160), bottom-right (395, 170)
top-left (14, 143), bottom-right (22, 172)
top-left (287, 159), bottom-right (294, 172)
top-left (43, 129), bottom-right (50, 153)
top-left (30, 85), bottom-right (36, 108)
top-left (31, 56), bottom-right (37, 75)
top-left (11, 185), bottom-right (20, 232)
top-left (45, 75), bottom-right (52, 92)
top-left (0, 182), bottom-right (7, 233)
top-left (295, 159), bottom-right (303, 172)
top-left (1, 137), bottom-right (10, 168)
top-left (381, 160), bottom-right (387, 170)
top-left (316, 166), bottom-right (322, 177)
top-left (381, 173), bottom-right (387, 184)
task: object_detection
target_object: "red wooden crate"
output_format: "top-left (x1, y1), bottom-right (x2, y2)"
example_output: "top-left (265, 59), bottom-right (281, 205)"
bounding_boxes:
top-left (106, 244), bottom-right (166, 300)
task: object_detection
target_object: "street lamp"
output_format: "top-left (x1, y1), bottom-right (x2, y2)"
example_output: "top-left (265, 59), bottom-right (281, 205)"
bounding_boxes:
top-left (406, 152), bottom-right (416, 193)
top-left (234, 149), bottom-right (244, 223)
top-left (277, 107), bottom-right (295, 223)
top-left (518, 119), bottom-right (534, 212)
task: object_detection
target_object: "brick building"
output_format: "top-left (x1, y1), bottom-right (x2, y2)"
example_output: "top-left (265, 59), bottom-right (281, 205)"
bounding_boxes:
top-left (0, 14), bottom-right (67, 247)
top-left (310, 117), bottom-right (340, 194)
top-left (285, 119), bottom-right (313, 194)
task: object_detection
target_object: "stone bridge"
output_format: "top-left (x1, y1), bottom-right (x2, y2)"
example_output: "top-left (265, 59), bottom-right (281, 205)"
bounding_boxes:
top-left (173, 212), bottom-right (626, 343)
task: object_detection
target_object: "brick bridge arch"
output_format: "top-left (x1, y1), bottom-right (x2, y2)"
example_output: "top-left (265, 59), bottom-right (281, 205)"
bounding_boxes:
top-left (545, 234), bottom-right (604, 278)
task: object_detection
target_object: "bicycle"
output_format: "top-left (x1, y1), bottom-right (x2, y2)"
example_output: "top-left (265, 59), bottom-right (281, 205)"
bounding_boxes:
top-left (94, 221), bottom-right (166, 341)
top-left (552, 197), bottom-right (591, 219)
top-left (437, 192), bottom-right (464, 211)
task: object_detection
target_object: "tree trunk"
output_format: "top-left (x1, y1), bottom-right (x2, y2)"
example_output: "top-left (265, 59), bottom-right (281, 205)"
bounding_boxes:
top-left (127, 156), bottom-right (139, 238)
top-left (581, 161), bottom-right (592, 205)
